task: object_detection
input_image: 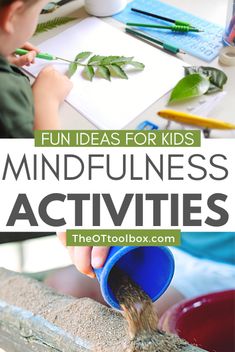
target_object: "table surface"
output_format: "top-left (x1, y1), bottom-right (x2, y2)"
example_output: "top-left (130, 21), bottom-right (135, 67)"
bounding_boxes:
top-left (32, 0), bottom-right (235, 138)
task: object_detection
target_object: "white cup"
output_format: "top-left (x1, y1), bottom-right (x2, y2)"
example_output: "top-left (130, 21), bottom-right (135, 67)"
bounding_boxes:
top-left (84, 0), bottom-right (127, 17)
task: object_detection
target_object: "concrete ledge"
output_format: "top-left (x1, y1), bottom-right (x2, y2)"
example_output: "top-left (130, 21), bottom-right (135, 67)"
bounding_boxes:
top-left (0, 268), bottom-right (206, 352)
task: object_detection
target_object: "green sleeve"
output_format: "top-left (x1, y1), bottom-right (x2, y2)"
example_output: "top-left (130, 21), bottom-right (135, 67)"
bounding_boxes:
top-left (0, 72), bottom-right (34, 138)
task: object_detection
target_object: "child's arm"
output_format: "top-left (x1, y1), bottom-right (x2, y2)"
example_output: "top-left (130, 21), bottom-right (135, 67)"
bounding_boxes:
top-left (32, 66), bottom-right (73, 130)
top-left (58, 233), bottom-right (110, 278)
top-left (8, 42), bottom-right (39, 66)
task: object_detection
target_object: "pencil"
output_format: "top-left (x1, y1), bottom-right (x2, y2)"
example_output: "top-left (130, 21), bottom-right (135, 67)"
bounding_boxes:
top-left (125, 28), bottom-right (185, 54)
top-left (131, 7), bottom-right (196, 28)
top-left (158, 110), bottom-right (235, 130)
top-left (15, 48), bottom-right (75, 64)
top-left (126, 23), bottom-right (203, 33)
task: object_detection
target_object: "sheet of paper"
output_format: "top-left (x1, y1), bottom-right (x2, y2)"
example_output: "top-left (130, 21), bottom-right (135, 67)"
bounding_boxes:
top-left (27, 18), bottom-right (185, 129)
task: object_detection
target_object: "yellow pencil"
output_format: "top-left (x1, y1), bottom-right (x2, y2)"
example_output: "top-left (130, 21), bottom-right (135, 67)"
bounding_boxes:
top-left (157, 110), bottom-right (235, 130)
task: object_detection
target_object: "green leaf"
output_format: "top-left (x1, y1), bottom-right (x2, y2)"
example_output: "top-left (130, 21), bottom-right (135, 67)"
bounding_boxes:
top-left (67, 62), bottom-right (78, 78)
top-left (96, 66), bottom-right (111, 81)
top-left (83, 65), bottom-right (95, 81)
top-left (75, 52), bottom-right (92, 62)
top-left (88, 55), bottom-right (106, 65)
top-left (125, 61), bottom-right (145, 70)
top-left (201, 66), bottom-right (228, 93)
top-left (34, 17), bottom-right (76, 36)
top-left (184, 66), bottom-right (198, 76)
top-left (101, 56), bottom-right (121, 65)
top-left (102, 56), bottom-right (134, 65)
top-left (168, 73), bottom-right (210, 104)
top-left (184, 66), bottom-right (228, 94)
top-left (109, 64), bottom-right (128, 79)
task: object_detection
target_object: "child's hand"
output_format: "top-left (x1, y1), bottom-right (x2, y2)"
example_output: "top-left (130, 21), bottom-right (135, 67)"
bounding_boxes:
top-left (58, 233), bottom-right (110, 279)
top-left (33, 66), bottom-right (73, 108)
top-left (8, 42), bottom-right (39, 67)
top-left (32, 66), bottom-right (73, 130)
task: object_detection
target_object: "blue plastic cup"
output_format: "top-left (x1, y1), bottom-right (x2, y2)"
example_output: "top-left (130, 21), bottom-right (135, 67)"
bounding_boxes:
top-left (94, 246), bottom-right (175, 310)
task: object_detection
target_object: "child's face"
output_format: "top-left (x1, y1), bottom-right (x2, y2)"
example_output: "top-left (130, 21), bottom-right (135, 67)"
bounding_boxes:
top-left (7, 0), bottom-right (49, 50)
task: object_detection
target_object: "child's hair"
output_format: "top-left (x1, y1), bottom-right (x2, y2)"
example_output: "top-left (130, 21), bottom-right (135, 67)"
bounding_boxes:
top-left (0, 0), bottom-right (31, 7)
top-left (0, 0), bottom-right (15, 5)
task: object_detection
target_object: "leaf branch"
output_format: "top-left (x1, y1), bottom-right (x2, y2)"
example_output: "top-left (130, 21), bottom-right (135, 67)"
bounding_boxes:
top-left (68, 52), bottom-right (145, 81)
top-left (34, 17), bottom-right (76, 36)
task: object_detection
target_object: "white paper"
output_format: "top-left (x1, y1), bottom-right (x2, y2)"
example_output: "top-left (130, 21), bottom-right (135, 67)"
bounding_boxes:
top-left (27, 18), bottom-right (185, 129)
